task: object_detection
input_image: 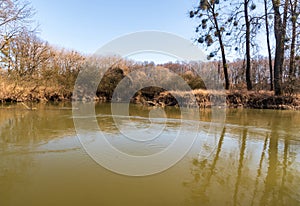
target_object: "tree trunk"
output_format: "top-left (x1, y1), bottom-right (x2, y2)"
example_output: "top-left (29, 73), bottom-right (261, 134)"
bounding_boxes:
top-left (281, 0), bottom-right (289, 79)
top-left (244, 0), bottom-right (252, 90)
top-left (289, 0), bottom-right (298, 77)
top-left (272, 0), bottom-right (289, 95)
top-left (220, 41), bottom-right (230, 90)
top-left (213, 13), bottom-right (230, 90)
top-left (264, 0), bottom-right (273, 91)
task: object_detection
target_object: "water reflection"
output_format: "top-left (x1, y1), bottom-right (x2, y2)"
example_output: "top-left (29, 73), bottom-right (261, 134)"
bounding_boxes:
top-left (233, 128), bottom-right (247, 206)
top-left (0, 103), bottom-right (74, 146)
top-left (0, 103), bottom-right (80, 206)
top-left (0, 103), bottom-right (299, 205)
top-left (184, 110), bottom-right (300, 206)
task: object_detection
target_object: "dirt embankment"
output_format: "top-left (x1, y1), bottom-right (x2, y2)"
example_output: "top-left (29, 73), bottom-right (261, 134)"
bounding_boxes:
top-left (132, 89), bottom-right (300, 110)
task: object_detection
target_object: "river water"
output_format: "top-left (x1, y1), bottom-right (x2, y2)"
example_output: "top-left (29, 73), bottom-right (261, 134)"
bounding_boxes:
top-left (0, 103), bottom-right (299, 206)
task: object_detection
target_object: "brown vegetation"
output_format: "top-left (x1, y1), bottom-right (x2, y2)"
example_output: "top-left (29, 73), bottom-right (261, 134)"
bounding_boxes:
top-left (131, 89), bottom-right (300, 110)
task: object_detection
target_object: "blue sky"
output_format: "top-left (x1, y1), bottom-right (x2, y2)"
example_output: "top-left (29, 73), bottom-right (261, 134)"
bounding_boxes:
top-left (30, 0), bottom-right (199, 62)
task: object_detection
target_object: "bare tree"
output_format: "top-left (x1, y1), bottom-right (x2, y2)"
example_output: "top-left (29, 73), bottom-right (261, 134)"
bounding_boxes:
top-left (244, 0), bottom-right (253, 90)
top-left (228, 0), bottom-right (264, 91)
top-left (190, 0), bottom-right (230, 90)
top-left (0, 0), bottom-right (34, 53)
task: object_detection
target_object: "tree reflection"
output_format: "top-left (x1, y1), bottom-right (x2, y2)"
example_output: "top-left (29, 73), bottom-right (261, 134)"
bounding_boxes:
top-left (278, 137), bottom-right (289, 204)
top-left (233, 128), bottom-right (247, 206)
top-left (251, 135), bottom-right (268, 206)
top-left (183, 127), bottom-right (226, 205)
top-left (184, 110), bottom-right (300, 206)
top-left (259, 128), bottom-right (279, 206)
top-left (0, 104), bottom-right (74, 147)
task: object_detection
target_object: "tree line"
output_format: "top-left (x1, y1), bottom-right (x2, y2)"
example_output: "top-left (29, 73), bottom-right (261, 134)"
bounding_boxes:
top-left (0, 0), bottom-right (299, 103)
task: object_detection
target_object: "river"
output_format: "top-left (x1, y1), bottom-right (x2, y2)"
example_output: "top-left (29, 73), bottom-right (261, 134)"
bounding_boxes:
top-left (0, 103), bottom-right (299, 206)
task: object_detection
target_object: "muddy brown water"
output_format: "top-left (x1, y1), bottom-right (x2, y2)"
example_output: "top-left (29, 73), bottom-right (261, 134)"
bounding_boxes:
top-left (0, 103), bottom-right (299, 206)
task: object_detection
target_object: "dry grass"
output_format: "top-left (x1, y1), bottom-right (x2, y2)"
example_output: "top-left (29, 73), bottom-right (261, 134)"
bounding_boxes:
top-left (0, 76), bottom-right (70, 102)
top-left (151, 89), bottom-right (300, 110)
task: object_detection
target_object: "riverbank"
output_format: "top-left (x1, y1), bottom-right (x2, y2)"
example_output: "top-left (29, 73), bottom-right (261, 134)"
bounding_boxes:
top-left (1, 84), bottom-right (300, 110)
top-left (0, 82), bottom-right (72, 103)
top-left (132, 89), bottom-right (300, 110)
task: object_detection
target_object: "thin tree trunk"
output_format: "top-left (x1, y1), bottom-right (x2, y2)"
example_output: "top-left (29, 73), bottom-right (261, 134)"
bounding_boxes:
top-left (220, 41), bottom-right (230, 90)
top-left (264, 0), bottom-right (273, 91)
top-left (213, 13), bottom-right (230, 90)
top-left (280, 0), bottom-right (289, 79)
top-left (244, 0), bottom-right (252, 90)
top-left (289, 0), bottom-right (298, 77)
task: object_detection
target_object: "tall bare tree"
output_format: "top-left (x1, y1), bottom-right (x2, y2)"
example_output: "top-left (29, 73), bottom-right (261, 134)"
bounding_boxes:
top-left (228, 0), bottom-right (263, 91)
top-left (244, 0), bottom-right (253, 90)
top-left (272, 0), bottom-right (289, 95)
top-left (190, 0), bottom-right (230, 90)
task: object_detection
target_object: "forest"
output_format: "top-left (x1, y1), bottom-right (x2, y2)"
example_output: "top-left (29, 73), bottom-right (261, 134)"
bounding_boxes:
top-left (0, 0), bottom-right (299, 109)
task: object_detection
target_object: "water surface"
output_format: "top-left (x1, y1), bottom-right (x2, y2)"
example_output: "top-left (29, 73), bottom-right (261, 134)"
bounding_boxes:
top-left (0, 103), bottom-right (299, 206)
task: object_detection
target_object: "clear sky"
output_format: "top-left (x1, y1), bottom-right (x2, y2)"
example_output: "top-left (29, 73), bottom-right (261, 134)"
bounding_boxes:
top-left (30, 0), bottom-right (199, 62)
